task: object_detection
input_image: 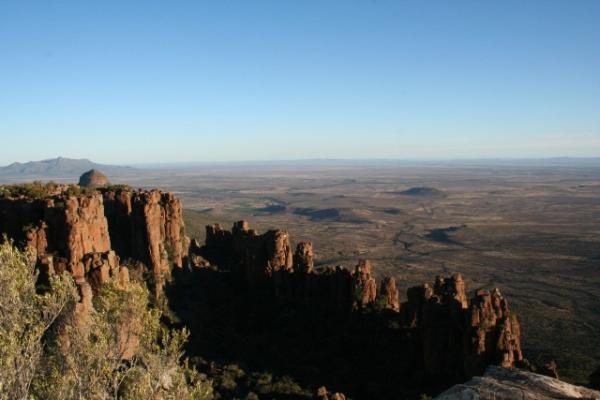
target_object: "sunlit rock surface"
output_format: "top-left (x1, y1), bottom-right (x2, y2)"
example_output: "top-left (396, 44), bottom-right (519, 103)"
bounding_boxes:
top-left (435, 366), bottom-right (600, 400)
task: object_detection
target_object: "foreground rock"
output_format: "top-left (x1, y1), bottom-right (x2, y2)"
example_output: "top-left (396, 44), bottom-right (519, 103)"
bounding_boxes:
top-left (435, 366), bottom-right (600, 400)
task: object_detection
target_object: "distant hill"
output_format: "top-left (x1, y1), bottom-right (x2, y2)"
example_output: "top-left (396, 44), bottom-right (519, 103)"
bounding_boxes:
top-left (392, 187), bottom-right (443, 196)
top-left (0, 157), bottom-right (135, 178)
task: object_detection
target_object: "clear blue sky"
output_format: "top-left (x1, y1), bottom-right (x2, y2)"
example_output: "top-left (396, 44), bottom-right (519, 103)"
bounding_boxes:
top-left (0, 1), bottom-right (599, 164)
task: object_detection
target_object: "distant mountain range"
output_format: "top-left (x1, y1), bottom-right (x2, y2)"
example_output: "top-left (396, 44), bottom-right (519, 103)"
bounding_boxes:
top-left (0, 157), bottom-right (136, 178)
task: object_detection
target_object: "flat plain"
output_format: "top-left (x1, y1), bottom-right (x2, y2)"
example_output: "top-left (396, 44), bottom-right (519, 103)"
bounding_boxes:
top-left (101, 161), bottom-right (600, 384)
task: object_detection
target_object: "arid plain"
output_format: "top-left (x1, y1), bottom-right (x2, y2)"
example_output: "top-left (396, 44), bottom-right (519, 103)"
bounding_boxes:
top-left (111, 161), bottom-right (600, 384)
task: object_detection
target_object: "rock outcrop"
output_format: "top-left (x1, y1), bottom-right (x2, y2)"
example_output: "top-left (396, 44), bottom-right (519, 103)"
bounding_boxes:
top-left (378, 276), bottom-right (400, 311)
top-left (316, 386), bottom-right (347, 400)
top-left (0, 185), bottom-right (189, 364)
top-left (434, 366), bottom-right (600, 400)
top-left (465, 288), bottom-right (522, 374)
top-left (434, 273), bottom-right (468, 308)
top-left (0, 192), bottom-right (112, 272)
top-left (352, 259), bottom-right (378, 309)
top-left (198, 220), bottom-right (524, 388)
top-left (82, 250), bottom-right (121, 294)
top-left (294, 242), bottom-right (314, 273)
top-left (0, 186), bottom-right (187, 298)
top-left (78, 169), bottom-right (110, 187)
top-left (102, 188), bottom-right (187, 296)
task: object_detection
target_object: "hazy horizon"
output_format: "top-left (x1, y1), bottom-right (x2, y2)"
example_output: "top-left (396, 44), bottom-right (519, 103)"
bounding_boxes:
top-left (1, 1), bottom-right (599, 164)
top-left (4, 155), bottom-right (600, 170)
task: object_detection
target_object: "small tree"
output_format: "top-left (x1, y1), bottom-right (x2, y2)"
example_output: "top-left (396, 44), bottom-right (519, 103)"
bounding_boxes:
top-left (1, 239), bottom-right (212, 400)
top-left (0, 239), bottom-right (77, 400)
top-left (34, 273), bottom-right (213, 400)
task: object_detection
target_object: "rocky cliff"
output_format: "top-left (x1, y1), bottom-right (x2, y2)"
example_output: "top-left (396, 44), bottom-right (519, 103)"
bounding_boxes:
top-left (0, 184), bottom-right (190, 363)
top-left (0, 192), bottom-right (111, 276)
top-left (0, 186), bottom-right (187, 297)
top-left (1, 186), bottom-right (530, 399)
top-left (192, 220), bottom-right (524, 397)
top-left (102, 188), bottom-right (187, 296)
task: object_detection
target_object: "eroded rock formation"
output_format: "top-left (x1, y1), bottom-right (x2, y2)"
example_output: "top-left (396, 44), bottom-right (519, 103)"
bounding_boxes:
top-left (352, 259), bottom-right (378, 309)
top-left (294, 242), bottom-right (314, 273)
top-left (102, 188), bottom-right (187, 295)
top-left (0, 186), bottom-right (187, 298)
top-left (197, 220), bottom-right (524, 396)
top-left (1, 187), bottom-right (530, 399)
top-left (316, 386), bottom-right (347, 400)
top-left (0, 192), bottom-right (111, 272)
top-left (378, 276), bottom-right (400, 311)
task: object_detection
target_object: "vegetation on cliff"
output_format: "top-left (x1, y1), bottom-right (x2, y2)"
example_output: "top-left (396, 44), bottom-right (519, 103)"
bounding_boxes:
top-left (0, 240), bottom-right (212, 400)
top-left (0, 181), bottom-right (95, 199)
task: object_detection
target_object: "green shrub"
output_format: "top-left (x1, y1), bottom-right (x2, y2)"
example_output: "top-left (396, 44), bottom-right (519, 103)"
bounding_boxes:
top-left (0, 239), bottom-right (78, 399)
top-left (0, 240), bottom-right (214, 400)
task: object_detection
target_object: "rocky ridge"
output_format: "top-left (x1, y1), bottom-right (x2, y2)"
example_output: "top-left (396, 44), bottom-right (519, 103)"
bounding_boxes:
top-left (0, 184), bottom-right (537, 399)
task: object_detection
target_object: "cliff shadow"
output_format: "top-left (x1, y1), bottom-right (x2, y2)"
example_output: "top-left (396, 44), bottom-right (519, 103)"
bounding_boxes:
top-left (164, 266), bottom-right (461, 400)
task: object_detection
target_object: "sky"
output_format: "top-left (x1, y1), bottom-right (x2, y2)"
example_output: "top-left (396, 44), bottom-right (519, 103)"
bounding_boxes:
top-left (0, 0), bottom-right (599, 165)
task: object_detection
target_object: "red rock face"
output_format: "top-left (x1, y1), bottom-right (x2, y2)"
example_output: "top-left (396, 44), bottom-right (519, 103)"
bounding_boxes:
top-left (0, 187), bottom-right (186, 299)
top-left (102, 188), bottom-right (187, 296)
top-left (62, 195), bottom-right (112, 268)
top-left (24, 221), bottom-right (48, 256)
top-left (378, 276), bottom-right (400, 312)
top-left (434, 273), bottom-right (468, 308)
top-left (82, 250), bottom-right (120, 294)
top-left (0, 193), bottom-right (111, 265)
top-left (0, 193), bottom-right (127, 352)
top-left (466, 288), bottom-right (523, 374)
top-left (264, 229), bottom-right (294, 274)
top-left (352, 259), bottom-right (377, 309)
top-left (316, 387), bottom-right (347, 400)
top-left (0, 187), bottom-right (186, 362)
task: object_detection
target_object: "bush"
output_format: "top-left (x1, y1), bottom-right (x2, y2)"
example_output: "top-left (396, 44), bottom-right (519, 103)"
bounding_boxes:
top-left (0, 180), bottom-right (53, 199)
top-left (35, 278), bottom-right (213, 400)
top-left (0, 239), bottom-right (77, 399)
top-left (0, 240), bottom-right (214, 400)
top-left (0, 181), bottom-right (94, 199)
